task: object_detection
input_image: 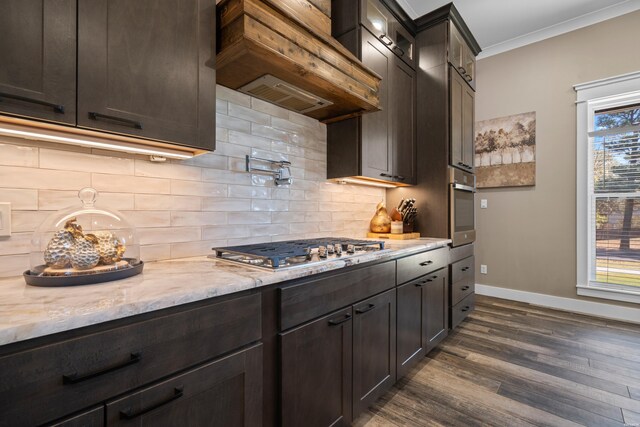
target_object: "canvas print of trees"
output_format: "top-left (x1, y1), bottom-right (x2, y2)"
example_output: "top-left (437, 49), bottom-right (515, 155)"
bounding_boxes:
top-left (475, 111), bottom-right (536, 188)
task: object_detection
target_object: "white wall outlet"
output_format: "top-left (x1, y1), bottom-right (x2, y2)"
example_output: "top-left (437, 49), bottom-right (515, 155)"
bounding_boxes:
top-left (480, 264), bottom-right (487, 274)
top-left (0, 202), bottom-right (11, 237)
top-left (480, 199), bottom-right (488, 209)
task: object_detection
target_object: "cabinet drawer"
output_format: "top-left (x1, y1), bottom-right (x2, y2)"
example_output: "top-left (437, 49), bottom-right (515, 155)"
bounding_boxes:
top-left (450, 293), bottom-right (475, 329)
top-left (106, 344), bottom-right (262, 426)
top-left (47, 406), bottom-right (104, 427)
top-left (451, 255), bottom-right (474, 284)
top-left (451, 280), bottom-right (474, 307)
top-left (0, 293), bottom-right (261, 427)
top-left (397, 247), bottom-right (448, 285)
top-left (279, 261), bottom-right (395, 330)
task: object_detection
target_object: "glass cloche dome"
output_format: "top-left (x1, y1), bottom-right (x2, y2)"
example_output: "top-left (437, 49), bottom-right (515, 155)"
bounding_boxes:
top-left (25, 187), bottom-right (143, 286)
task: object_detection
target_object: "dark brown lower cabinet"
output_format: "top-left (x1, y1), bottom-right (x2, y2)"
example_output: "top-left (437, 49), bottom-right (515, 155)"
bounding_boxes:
top-left (280, 307), bottom-right (353, 427)
top-left (425, 268), bottom-right (449, 352)
top-left (106, 343), bottom-right (262, 426)
top-left (353, 289), bottom-right (397, 416)
top-left (396, 277), bottom-right (427, 378)
top-left (48, 406), bottom-right (104, 427)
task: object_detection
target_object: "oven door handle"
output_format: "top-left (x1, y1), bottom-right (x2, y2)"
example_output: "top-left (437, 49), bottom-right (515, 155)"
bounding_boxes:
top-left (452, 183), bottom-right (476, 193)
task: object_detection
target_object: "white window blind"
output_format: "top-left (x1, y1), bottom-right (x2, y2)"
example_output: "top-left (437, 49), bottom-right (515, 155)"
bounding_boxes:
top-left (589, 104), bottom-right (640, 288)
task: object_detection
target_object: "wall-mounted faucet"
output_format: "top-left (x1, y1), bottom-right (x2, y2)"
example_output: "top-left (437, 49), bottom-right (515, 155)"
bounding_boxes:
top-left (245, 155), bottom-right (293, 186)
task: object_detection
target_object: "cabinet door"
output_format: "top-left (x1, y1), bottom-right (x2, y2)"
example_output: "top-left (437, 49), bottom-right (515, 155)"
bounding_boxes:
top-left (106, 344), bottom-right (262, 426)
top-left (47, 406), bottom-right (104, 427)
top-left (353, 289), bottom-right (396, 417)
top-left (77, 0), bottom-right (216, 149)
top-left (0, 0), bottom-right (76, 124)
top-left (463, 48), bottom-right (476, 90)
top-left (448, 23), bottom-right (464, 73)
top-left (361, 29), bottom-right (393, 180)
top-left (281, 307), bottom-right (352, 427)
top-left (396, 278), bottom-right (427, 378)
top-left (391, 56), bottom-right (416, 185)
top-left (424, 268), bottom-right (449, 353)
top-left (462, 82), bottom-right (475, 171)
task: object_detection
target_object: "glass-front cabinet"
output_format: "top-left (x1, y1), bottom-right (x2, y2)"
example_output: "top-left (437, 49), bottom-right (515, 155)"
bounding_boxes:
top-left (449, 23), bottom-right (475, 89)
top-left (361, 0), bottom-right (415, 68)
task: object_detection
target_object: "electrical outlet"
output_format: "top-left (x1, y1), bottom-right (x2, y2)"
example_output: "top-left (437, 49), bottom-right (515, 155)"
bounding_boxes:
top-left (480, 264), bottom-right (487, 274)
top-left (0, 202), bottom-right (11, 237)
top-left (480, 199), bottom-right (488, 209)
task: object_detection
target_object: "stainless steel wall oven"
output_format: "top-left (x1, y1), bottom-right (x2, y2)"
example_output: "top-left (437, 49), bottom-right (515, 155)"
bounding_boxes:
top-left (449, 167), bottom-right (476, 247)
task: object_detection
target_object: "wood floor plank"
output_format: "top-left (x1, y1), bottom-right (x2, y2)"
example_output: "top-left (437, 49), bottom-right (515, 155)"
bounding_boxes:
top-left (356, 296), bottom-right (640, 427)
top-left (429, 349), bottom-right (625, 423)
top-left (497, 382), bottom-right (625, 427)
top-left (622, 408), bottom-right (640, 425)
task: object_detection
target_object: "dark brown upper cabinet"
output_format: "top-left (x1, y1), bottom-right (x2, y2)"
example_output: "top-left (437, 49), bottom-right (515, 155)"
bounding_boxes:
top-left (0, 0), bottom-right (216, 154)
top-left (78, 0), bottom-right (216, 150)
top-left (0, 0), bottom-right (77, 125)
top-left (450, 65), bottom-right (475, 172)
top-left (329, 0), bottom-right (417, 185)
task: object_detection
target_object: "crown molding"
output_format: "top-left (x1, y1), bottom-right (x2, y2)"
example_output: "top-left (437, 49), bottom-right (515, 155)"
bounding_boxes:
top-left (478, 0), bottom-right (640, 59)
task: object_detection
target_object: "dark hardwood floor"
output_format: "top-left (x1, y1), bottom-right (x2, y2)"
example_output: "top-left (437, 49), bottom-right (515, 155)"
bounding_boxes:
top-left (354, 295), bottom-right (640, 427)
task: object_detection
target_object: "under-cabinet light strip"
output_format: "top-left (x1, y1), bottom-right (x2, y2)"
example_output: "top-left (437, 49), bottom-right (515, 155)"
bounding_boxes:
top-left (0, 124), bottom-right (194, 159)
top-left (337, 177), bottom-right (398, 188)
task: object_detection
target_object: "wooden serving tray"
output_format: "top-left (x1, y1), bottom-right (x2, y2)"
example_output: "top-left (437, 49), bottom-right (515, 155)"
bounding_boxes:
top-left (367, 232), bottom-right (420, 240)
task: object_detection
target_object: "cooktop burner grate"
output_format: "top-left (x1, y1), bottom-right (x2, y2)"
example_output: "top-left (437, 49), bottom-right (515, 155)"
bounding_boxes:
top-left (212, 238), bottom-right (385, 269)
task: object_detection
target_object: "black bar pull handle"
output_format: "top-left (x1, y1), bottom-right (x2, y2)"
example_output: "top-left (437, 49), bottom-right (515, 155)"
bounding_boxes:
top-left (63, 352), bottom-right (142, 385)
top-left (461, 266), bottom-right (470, 271)
top-left (328, 313), bottom-right (352, 326)
top-left (392, 45), bottom-right (405, 57)
top-left (89, 112), bottom-right (143, 129)
top-left (395, 175), bottom-right (406, 181)
top-left (380, 173), bottom-right (393, 178)
top-left (465, 74), bottom-right (473, 82)
top-left (355, 304), bottom-right (375, 314)
top-left (461, 286), bottom-right (470, 291)
top-left (419, 260), bottom-right (433, 267)
top-left (0, 92), bottom-right (64, 114)
top-left (379, 34), bottom-right (393, 46)
top-left (461, 306), bottom-right (470, 312)
top-left (120, 386), bottom-right (184, 420)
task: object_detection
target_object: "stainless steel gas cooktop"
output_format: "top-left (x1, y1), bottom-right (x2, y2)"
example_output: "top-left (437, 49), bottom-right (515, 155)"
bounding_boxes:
top-left (211, 238), bottom-right (385, 270)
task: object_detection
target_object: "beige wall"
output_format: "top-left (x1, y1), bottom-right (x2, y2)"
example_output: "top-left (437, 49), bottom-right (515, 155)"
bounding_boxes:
top-left (0, 85), bottom-right (384, 278)
top-left (475, 11), bottom-right (640, 305)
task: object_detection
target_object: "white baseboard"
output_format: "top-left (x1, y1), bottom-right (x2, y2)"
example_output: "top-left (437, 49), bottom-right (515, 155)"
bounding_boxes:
top-left (475, 284), bottom-right (640, 324)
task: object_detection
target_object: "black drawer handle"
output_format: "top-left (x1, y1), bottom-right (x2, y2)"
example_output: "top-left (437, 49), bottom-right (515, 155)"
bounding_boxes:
top-left (88, 112), bottom-right (143, 129)
top-left (0, 92), bottom-right (64, 114)
top-left (461, 306), bottom-right (470, 312)
top-left (461, 285), bottom-right (470, 291)
top-left (328, 313), bottom-right (352, 326)
top-left (379, 34), bottom-right (393, 46)
top-left (63, 352), bottom-right (142, 385)
top-left (419, 260), bottom-right (433, 267)
top-left (380, 173), bottom-right (393, 178)
top-left (461, 267), bottom-right (470, 272)
top-left (392, 45), bottom-right (405, 57)
top-left (356, 303), bottom-right (376, 314)
top-left (120, 386), bottom-right (184, 420)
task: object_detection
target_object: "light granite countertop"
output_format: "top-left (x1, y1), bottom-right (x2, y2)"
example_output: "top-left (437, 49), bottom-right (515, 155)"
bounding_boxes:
top-left (0, 238), bottom-right (450, 347)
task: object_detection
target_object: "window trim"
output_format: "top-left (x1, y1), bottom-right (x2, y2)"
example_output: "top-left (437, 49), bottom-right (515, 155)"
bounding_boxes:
top-left (575, 71), bottom-right (640, 303)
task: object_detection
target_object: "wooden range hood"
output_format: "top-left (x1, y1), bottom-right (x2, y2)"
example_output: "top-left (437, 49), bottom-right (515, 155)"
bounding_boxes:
top-left (216, 0), bottom-right (382, 123)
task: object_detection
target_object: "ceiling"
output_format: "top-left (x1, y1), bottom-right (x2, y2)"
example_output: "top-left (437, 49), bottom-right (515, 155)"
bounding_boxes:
top-left (396, 0), bottom-right (640, 57)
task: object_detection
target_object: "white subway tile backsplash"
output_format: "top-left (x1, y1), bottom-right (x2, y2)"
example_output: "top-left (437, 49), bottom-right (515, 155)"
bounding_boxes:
top-left (92, 173), bottom-right (171, 194)
top-left (0, 143), bottom-right (39, 167)
top-left (40, 148), bottom-right (134, 175)
top-left (170, 211), bottom-right (227, 227)
top-left (229, 103), bottom-right (271, 125)
top-left (0, 166), bottom-right (90, 190)
top-left (0, 87), bottom-right (385, 278)
top-left (0, 189), bottom-right (38, 210)
top-left (135, 194), bottom-right (201, 211)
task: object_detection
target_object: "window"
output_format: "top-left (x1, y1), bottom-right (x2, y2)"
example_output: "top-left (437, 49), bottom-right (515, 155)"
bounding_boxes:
top-left (575, 72), bottom-right (640, 303)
